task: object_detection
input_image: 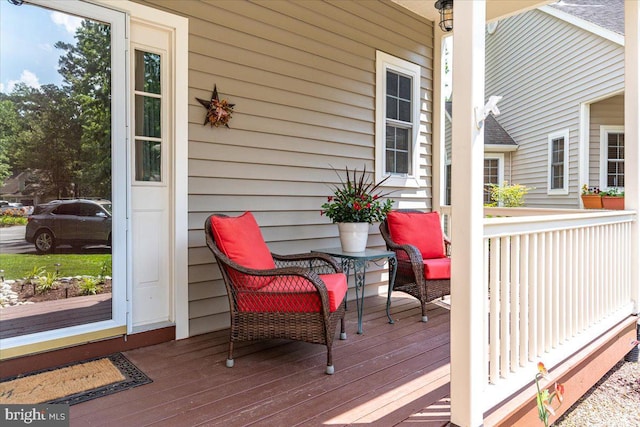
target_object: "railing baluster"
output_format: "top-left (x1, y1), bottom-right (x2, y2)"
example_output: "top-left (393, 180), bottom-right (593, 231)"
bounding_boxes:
top-left (489, 236), bottom-right (500, 384)
top-left (500, 237), bottom-right (510, 377)
top-left (519, 234), bottom-right (529, 366)
top-left (511, 235), bottom-right (520, 371)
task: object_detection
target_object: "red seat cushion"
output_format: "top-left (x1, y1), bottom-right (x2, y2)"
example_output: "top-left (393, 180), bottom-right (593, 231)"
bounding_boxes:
top-left (210, 212), bottom-right (276, 271)
top-left (386, 211), bottom-right (446, 259)
top-left (237, 273), bottom-right (347, 313)
top-left (423, 258), bottom-right (451, 280)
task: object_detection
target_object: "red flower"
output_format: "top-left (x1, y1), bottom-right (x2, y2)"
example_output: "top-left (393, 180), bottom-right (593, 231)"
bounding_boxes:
top-left (327, 196), bottom-right (333, 202)
top-left (366, 203), bottom-right (371, 208)
top-left (353, 202), bottom-right (361, 210)
top-left (555, 383), bottom-right (565, 403)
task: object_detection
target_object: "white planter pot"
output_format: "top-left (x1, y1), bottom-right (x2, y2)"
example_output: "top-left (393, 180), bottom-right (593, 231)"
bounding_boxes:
top-left (337, 222), bottom-right (369, 252)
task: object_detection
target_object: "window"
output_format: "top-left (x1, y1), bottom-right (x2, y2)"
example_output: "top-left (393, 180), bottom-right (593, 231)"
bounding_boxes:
top-left (375, 51), bottom-right (420, 187)
top-left (483, 154), bottom-right (504, 205)
top-left (547, 130), bottom-right (569, 194)
top-left (600, 126), bottom-right (624, 190)
top-left (484, 158), bottom-right (500, 205)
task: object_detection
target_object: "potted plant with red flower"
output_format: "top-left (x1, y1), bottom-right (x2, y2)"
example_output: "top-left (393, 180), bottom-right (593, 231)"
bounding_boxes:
top-left (321, 166), bottom-right (394, 252)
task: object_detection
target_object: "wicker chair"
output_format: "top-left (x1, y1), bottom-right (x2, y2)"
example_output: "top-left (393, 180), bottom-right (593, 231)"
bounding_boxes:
top-left (380, 210), bottom-right (451, 322)
top-left (204, 212), bottom-right (347, 375)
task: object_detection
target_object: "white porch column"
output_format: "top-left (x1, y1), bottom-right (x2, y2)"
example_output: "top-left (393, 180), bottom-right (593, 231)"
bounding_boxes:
top-left (449, 1), bottom-right (487, 426)
top-left (625, 0), bottom-right (640, 314)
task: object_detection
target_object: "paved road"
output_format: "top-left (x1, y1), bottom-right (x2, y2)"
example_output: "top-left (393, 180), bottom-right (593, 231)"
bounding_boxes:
top-left (0, 225), bottom-right (34, 254)
top-left (0, 225), bottom-right (110, 255)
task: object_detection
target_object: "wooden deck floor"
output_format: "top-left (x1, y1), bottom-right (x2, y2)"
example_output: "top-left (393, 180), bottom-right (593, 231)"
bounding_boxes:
top-left (70, 294), bottom-right (451, 426)
top-left (0, 294), bottom-right (112, 339)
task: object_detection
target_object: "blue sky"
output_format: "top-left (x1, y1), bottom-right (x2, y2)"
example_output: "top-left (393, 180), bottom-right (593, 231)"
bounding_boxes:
top-left (0, 2), bottom-right (82, 93)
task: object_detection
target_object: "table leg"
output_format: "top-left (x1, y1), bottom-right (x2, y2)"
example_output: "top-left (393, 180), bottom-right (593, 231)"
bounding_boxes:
top-left (342, 259), bottom-right (350, 311)
top-left (386, 255), bottom-right (397, 324)
top-left (353, 258), bottom-right (367, 334)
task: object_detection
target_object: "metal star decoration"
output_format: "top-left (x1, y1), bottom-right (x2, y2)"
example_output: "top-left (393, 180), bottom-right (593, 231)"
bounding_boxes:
top-left (196, 85), bottom-right (235, 128)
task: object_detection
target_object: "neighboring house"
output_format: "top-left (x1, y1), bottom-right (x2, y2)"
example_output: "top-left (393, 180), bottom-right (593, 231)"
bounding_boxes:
top-left (0, 171), bottom-right (38, 206)
top-left (444, 101), bottom-right (518, 205)
top-left (484, 0), bottom-right (624, 208)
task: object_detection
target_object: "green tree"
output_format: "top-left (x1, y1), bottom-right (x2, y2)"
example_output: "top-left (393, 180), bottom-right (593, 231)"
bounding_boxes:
top-left (56, 20), bottom-right (111, 198)
top-left (8, 83), bottom-right (82, 199)
top-left (0, 98), bottom-right (19, 184)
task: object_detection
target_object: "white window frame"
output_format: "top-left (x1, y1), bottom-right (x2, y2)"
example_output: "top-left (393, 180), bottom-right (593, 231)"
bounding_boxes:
top-left (484, 154), bottom-right (504, 205)
top-left (599, 125), bottom-right (625, 191)
top-left (547, 130), bottom-right (569, 195)
top-left (375, 51), bottom-right (421, 188)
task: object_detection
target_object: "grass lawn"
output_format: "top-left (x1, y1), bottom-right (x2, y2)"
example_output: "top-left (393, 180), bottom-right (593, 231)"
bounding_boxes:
top-left (0, 254), bottom-right (112, 280)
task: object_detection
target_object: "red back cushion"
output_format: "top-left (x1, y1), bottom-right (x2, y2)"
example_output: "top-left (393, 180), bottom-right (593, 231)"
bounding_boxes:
top-left (386, 211), bottom-right (445, 259)
top-left (210, 212), bottom-right (276, 270)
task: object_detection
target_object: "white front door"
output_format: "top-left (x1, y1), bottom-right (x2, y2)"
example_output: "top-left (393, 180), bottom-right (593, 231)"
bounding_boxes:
top-left (129, 22), bottom-right (173, 329)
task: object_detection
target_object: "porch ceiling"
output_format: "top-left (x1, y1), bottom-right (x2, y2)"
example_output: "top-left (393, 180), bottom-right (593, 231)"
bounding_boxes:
top-left (392, 0), bottom-right (554, 24)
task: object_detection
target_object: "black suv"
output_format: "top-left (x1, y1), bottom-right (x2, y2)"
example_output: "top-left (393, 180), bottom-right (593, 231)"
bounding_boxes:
top-left (25, 199), bottom-right (112, 254)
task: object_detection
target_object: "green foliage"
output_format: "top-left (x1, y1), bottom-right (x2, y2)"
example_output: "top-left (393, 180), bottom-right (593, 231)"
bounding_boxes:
top-left (321, 166), bottom-right (394, 223)
top-left (36, 271), bottom-right (59, 293)
top-left (25, 265), bottom-right (46, 281)
top-left (0, 99), bottom-right (19, 184)
top-left (0, 215), bottom-right (27, 226)
top-left (535, 362), bottom-right (565, 427)
top-left (0, 19), bottom-right (111, 200)
top-left (0, 254), bottom-right (111, 281)
top-left (600, 188), bottom-right (624, 197)
top-left (79, 276), bottom-right (103, 295)
top-left (485, 181), bottom-right (532, 207)
top-left (98, 260), bottom-right (112, 278)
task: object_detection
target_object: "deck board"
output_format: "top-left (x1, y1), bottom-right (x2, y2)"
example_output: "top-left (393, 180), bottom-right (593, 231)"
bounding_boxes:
top-left (0, 294), bottom-right (112, 339)
top-left (70, 294), bottom-right (452, 426)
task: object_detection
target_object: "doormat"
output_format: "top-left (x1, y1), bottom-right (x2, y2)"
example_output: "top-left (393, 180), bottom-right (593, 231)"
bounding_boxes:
top-left (0, 353), bottom-right (152, 406)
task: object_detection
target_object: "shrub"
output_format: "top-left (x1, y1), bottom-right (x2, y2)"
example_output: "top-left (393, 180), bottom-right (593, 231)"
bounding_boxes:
top-left (36, 272), bottom-right (59, 293)
top-left (79, 276), bottom-right (103, 295)
top-left (486, 181), bottom-right (533, 207)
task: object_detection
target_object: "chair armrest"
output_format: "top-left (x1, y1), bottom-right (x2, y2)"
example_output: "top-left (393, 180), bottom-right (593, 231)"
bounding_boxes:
top-left (272, 252), bottom-right (342, 274)
top-left (444, 236), bottom-right (451, 257)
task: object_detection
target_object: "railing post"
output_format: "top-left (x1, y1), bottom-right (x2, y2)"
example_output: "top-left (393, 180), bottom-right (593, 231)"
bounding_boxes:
top-left (625, 1), bottom-right (640, 313)
top-left (449, 1), bottom-right (486, 426)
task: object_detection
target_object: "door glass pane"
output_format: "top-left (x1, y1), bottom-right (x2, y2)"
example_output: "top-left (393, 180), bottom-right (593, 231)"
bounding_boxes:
top-left (134, 51), bottom-right (161, 94)
top-left (0, 3), bottom-right (113, 338)
top-left (135, 140), bottom-right (162, 181)
top-left (134, 49), bottom-right (162, 182)
top-left (135, 95), bottom-right (161, 138)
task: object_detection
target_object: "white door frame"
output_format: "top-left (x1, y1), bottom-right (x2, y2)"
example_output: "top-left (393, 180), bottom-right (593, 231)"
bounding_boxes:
top-left (100, 0), bottom-right (189, 339)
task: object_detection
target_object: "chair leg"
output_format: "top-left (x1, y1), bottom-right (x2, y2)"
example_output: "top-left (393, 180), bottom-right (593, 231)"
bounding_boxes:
top-left (421, 303), bottom-right (428, 323)
top-left (226, 341), bottom-right (235, 368)
top-left (326, 346), bottom-right (335, 375)
top-left (340, 317), bottom-right (347, 340)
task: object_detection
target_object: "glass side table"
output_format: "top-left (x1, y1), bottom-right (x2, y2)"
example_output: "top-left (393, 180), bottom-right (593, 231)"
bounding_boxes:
top-left (311, 247), bottom-right (397, 334)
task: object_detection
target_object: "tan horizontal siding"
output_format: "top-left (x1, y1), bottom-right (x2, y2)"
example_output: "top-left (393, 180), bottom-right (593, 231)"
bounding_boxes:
top-left (137, 0), bottom-right (434, 335)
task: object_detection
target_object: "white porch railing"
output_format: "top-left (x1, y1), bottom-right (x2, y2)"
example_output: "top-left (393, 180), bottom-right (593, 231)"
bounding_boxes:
top-left (442, 206), bottom-right (636, 410)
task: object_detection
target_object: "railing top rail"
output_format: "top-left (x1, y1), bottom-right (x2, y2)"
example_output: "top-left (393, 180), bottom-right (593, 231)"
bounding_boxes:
top-left (483, 210), bottom-right (635, 238)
